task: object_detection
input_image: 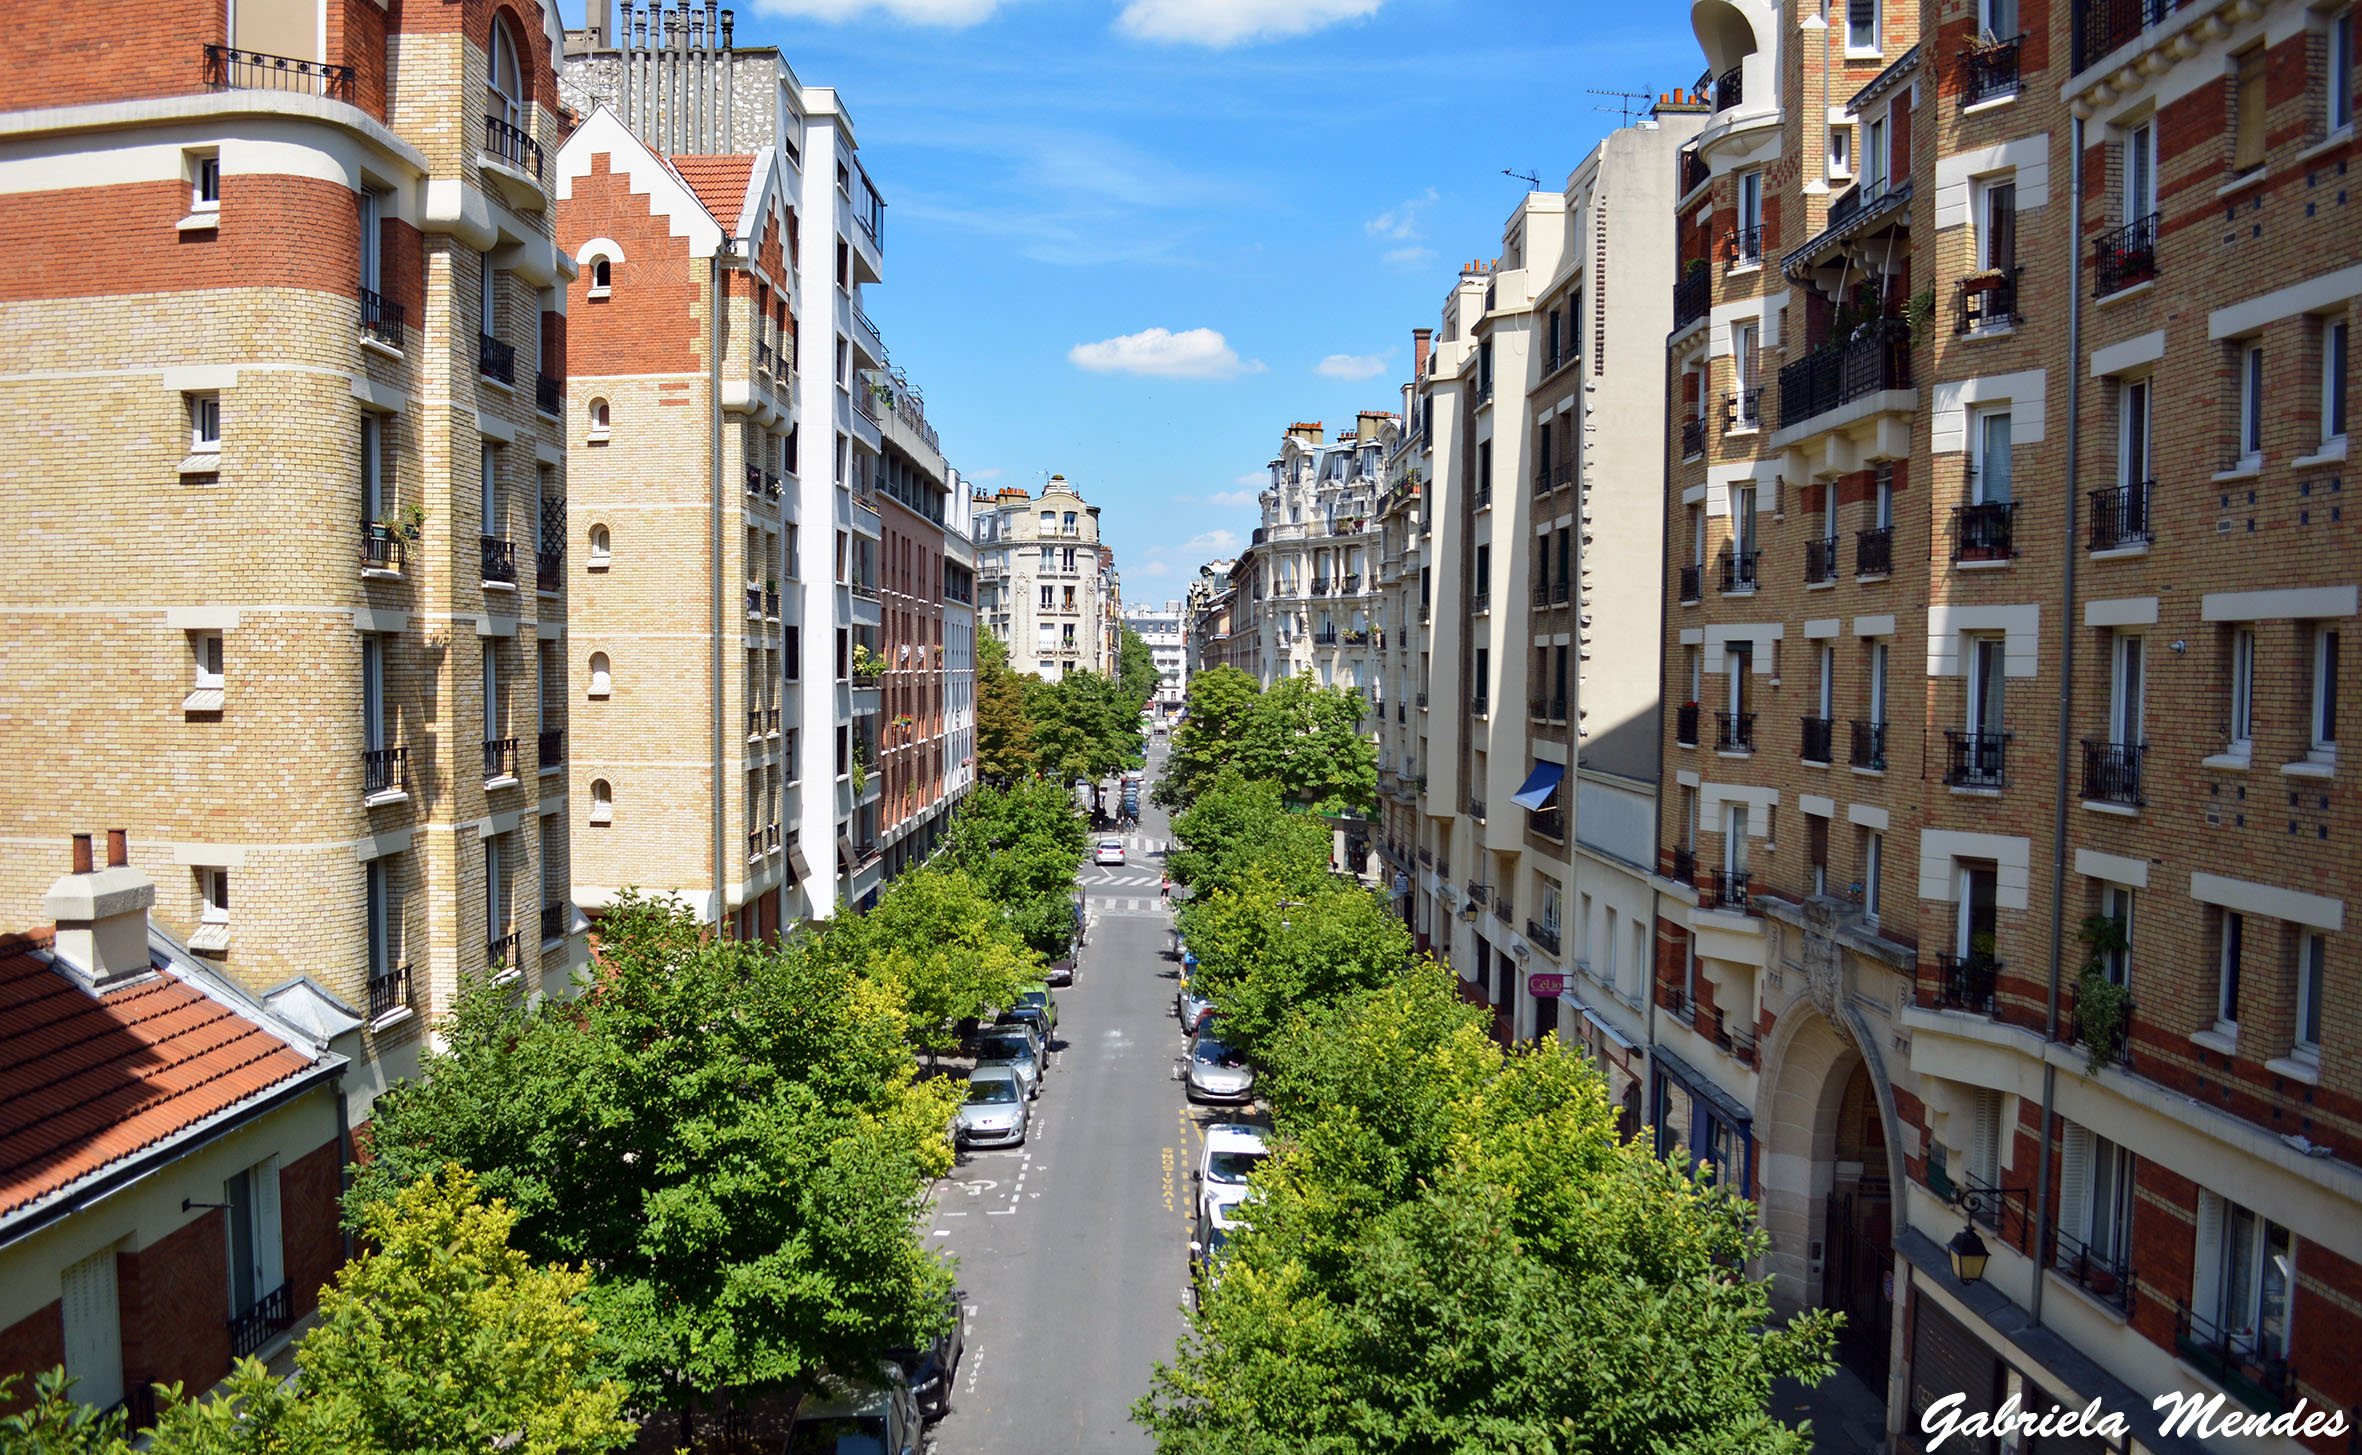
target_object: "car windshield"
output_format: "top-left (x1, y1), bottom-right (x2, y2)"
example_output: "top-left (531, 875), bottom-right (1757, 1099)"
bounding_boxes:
top-left (1193, 1039), bottom-right (1243, 1067)
top-left (977, 1036), bottom-right (1033, 1062)
top-left (966, 1079), bottom-right (1020, 1105)
top-left (787, 1416), bottom-right (888, 1454)
top-left (1100, 841), bottom-right (1121, 850)
top-left (1206, 1149), bottom-right (1265, 1183)
top-left (1018, 991), bottom-right (1047, 1010)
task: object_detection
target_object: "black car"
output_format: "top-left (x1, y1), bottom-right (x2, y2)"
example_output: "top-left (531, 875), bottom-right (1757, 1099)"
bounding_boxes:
top-left (996, 1004), bottom-right (1054, 1052)
top-left (888, 1288), bottom-right (967, 1420)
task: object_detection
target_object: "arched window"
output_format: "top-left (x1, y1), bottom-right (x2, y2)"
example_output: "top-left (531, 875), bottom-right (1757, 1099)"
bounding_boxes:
top-left (488, 21), bottom-right (524, 132)
top-left (588, 522), bottom-right (611, 567)
top-left (588, 399), bottom-right (611, 442)
top-left (591, 257), bottom-right (611, 291)
top-left (588, 651), bottom-right (612, 697)
top-left (589, 778), bottom-right (613, 824)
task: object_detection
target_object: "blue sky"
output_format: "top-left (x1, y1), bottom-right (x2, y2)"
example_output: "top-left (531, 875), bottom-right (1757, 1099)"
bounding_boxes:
top-left (569, 0), bottom-right (1702, 597)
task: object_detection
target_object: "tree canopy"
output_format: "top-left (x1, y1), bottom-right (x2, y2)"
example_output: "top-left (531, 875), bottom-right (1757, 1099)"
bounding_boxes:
top-left (1021, 668), bottom-right (1143, 785)
top-left (972, 632), bottom-right (1037, 783)
top-left (1165, 768), bottom-right (1331, 899)
top-left (1155, 668), bottom-right (1375, 819)
top-left (940, 776), bottom-right (1090, 960)
top-left (809, 865), bottom-right (1040, 1057)
top-left (1117, 626), bottom-right (1163, 709)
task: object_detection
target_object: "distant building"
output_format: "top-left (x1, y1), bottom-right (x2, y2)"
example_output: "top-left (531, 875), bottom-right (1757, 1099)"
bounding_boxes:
top-left (970, 476), bottom-right (1117, 679)
top-left (1125, 601), bottom-right (1187, 708)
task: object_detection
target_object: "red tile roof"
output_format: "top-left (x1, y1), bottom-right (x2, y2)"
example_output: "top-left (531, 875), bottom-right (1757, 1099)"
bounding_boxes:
top-left (0, 930), bottom-right (317, 1219)
top-left (669, 154), bottom-right (754, 232)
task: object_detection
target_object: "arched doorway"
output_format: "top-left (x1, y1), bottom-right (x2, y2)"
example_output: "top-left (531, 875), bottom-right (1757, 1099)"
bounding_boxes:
top-left (1825, 1059), bottom-right (1893, 1384)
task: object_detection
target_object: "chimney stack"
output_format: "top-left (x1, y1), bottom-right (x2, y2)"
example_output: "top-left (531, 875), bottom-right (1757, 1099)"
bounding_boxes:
top-left (45, 829), bottom-right (156, 989)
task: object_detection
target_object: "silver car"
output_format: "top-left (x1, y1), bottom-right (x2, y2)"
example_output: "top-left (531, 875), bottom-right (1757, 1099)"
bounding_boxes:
top-left (954, 1066), bottom-right (1028, 1148)
top-left (1178, 982), bottom-right (1215, 1036)
top-left (971, 1029), bottom-right (1042, 1099)
top-left (1185, 1032), bottom-right (1255, 1104)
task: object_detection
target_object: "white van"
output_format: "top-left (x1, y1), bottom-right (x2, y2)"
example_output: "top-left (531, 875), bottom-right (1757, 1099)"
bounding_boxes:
top-left (784, 1366), bottom-right (921, 1455)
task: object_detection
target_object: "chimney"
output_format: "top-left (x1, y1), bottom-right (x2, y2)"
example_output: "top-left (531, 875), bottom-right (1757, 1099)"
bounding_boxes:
top-left (44, 829), bottom-right (156, 989)
top-left (1412, 327), bottom-right (1433, 381)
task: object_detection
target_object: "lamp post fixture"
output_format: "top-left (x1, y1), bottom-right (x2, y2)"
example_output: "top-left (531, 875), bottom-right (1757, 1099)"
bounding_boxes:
top-left (1947, 1222), bottom-right (1991, 1285)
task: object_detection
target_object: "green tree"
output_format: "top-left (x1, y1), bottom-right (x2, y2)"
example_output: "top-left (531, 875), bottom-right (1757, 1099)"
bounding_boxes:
top-left (973, 633), bottom-right (1037, 783)
top-left (1166, 768), bottom-right (1330, 897)
top-left (350, 894), bottom-right (961, 1421)
top-left (0, 1370), bottom-right (131, 1455)
top-left (813, 865), bottom-right (1040, 1059)
top-left (1155, 666), bottom-right (1262, 811)
top-left (1117, 626), bottom-right (1162, 709)
top-left (1235, 675), bottom-right (1378, 820)
top-left (1024, 669), bottom-right (1142, 785)
top-left (1171, 874), bottom-right (1410, 1059)
top-left (943, 779), bottom-right (1090, 960)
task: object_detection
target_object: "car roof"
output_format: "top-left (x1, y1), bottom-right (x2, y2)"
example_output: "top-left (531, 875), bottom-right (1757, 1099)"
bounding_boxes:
top-left (1098, 838), bottom-right (1123, 847)
top-left (1203, 1123), bottom-right (1267, 1154)
top-left (968, 1064), bottom-right (1022, 1085)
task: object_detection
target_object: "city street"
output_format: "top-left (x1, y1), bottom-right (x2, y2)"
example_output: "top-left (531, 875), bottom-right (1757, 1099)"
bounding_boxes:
top-left (921, 744), bottom-right (1211, 1455)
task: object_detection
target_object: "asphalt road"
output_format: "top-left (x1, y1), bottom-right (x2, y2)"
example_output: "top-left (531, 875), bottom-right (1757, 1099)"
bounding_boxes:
top-left (921, 743), bottom-right (1207, 1455)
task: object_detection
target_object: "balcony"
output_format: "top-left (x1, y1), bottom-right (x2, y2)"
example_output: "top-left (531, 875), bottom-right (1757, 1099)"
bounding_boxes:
top-left (1674, 268), bottom-right (1711, 331)
top-left (1717, 549), bottom-right (1761, 595)
top-left (1952, 501), bottom-right (2016, 562)
top-left (1959, 34), bottom-right (2024, 104)
top-left (479, 534), bottom-right (516, 585)
top-left (1723, 388), bottom-right (1764, 432)
top-left (541, 901), bottom-right (568, 944)
top-left (366, 960), bottom-right (410, 1021)
top-left (1777, 321), bottom-right (1912, 432)
top-left (1943, 729), bottom-right (2011, 790)
top-left (2074, 0), bottom-right (2188, 74)
top-left (1678, 563), bottom-right (1703, 604)
top-left (2088, 481), bottom-right (2152, 551)
top-left (483, 736), bottom-right (519, 782)
top-left (1714, 64), bottom-right (1744, 111)
top-left (1800, 716), bottom-right (1834, 764)
top-left (358, 286), bottom-right (404, 348)
top-left (1676, 702), bottom-right (1700, 747)
top-left (1467, 797), bottom-right (1487, 821)
top-left (1714, 710), bottom-right (1756, 753)
top-left (1702, 869), bottom-right (1754, 914)
top-left (202, 43), bottom-right (352, 99)
top-left (1471, 589), bottom-right (1491, 613)
top-left (2046, 1227), bottom-right (2133, 1313)
top-left (2081, 739), bottom-right (2145, 806)
top-left (2172, 1305), bottom-right (2296, 1414)
top-left (1526, 919), bottom-right (1562, 956)
top-left (1724, 226), bottom-right (1763, 268)
top-left (1679, 416), bottom-right (1706, 460)
top-left (1343, 573), bottom-right (1362, 593)
top-left (1671, 845), bottom-right (1696, 885)
top-left (1474, 480), bottom-right (1493, 510)
top-left (1932, 952), bottom-right (2002, 1015)
top-left (2092, 213), bottom-right (2159, 298)
top-left (1850, 719), bottom-right (1888, 771)
top-left (1856, 525), bottom-right (1893, 577)
top-left (1707, 1005), bottom-right (1759, 1065)
top-left (2071, 992), bottom-right (2137, 1070)
top-left (486, 929), bottom-right (520, 973)
top-left (226, 1282), bottom-right (293, 1360)
top-left (478, 332), bottom-right (516, 385)
top-left (362, 745), bottom-right (406, 799)
top-left (1955, 267), bottom-right (2023, 335)
top-left (361, 521), bottom-right (404, 574)
top-left (535, 372), bottom-right (562, 416)
top-left (538, 728), bottom-right (564, 772)
top-left (1805, 535), bottom-right (1840, 585)
top-left (483, 114), bottom-right (544, 181)
top-left (1310, 578), bottom-right (1331, 596)
top-left (1313, 628), bottom-right (1340, 646)
top-left (1530, 799), bottom-right (1565, 839)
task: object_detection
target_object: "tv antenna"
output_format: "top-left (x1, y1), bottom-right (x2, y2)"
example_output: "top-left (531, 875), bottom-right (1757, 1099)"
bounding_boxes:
top-left (1502, 168), bottom-right (1541, 190)
top-left (1589, 87), bottom-right (1653, 124)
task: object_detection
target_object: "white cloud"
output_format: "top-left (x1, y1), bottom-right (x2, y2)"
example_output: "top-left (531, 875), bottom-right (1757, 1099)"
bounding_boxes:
top-left (1233, 471), bottom-right (1268, 485)
top-left (1206, 489), bottom-right (1257, 507)
top-left (969, 466), bottom-right (1004, 480)
top-left (1069, 327), bottom-right (1265, 380)
top-left (1183, 529), bottom-right (1242, 555)
top-left (1137, 559), bottom-right (1171, 576)
top-left (1382, 246), bottom-right (1435, 268)
top-left (754, 0), bottom-right (1001, 22)
top-left (1365, 188), bottom-right (1437, 241)
top-left (1314, 352), bottom-right (1387, 380)
top-left (1115, 0), bottom-right (1382, 47)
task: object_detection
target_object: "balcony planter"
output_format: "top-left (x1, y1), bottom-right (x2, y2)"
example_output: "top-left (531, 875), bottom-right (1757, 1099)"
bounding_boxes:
top-left (2074, 914), bottom-right (2133, 1071)
top-left (374, 504), bottom-right (427, 546)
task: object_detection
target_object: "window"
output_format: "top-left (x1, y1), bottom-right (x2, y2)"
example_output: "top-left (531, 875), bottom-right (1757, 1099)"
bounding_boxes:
top-left (1965, 1088), bottom-right (2002, 1192)
top-left (2125, 122), bottom-right (2155, 221)
top-left (358, 189), bottom-right (380, 295)
top-left (487, 19), bottom-right (523, 131)
top-left (1040, 585), bottom-right (1054, 610)
top-left (2313, 627), bottom-right (2340, 751)
top-left (2109, 632), bottom-right (2145, 746)
top-left (480, 444), bottom-right (501, 539)
top-left (2239, 341), bottom-right (2265, 465)
top-left (359, 414), bottom-right (387, 526)
top-left (2234, 47), bottom-right (2267, 173)
top-left (2295, 932), bottom-right (2326, 1056)
top-left (2097, 883), bottom-right (2133, 986)
top-left (1735, 172), bottom-right (1763, 261)
top-left (1984, 0), bottom-right (2017, 38)
top-left (1978, 180), bottom-right (2018, 273)
top-left (362, 634), bottom-right (387, 756)
top-left (1848, 0), bottom-right (1879, 50)
top-left (1862, 829), bottom-right (1884, 926)
top-left (191, 150), bottom-right (221, 211)
top-left (485, 835), bottom-right (510, 956)
top-left (2119, 377), bottom-right (2150, 488)
top-left (1973, 408), bottom-right (2013, 503)
top-left (2217, 910), bottom-right (2245, 1029)
top-left (189, 393), bottom-right (221, 453)
top-left (589, 256), bottom-right (611, 295)
top-left (2195, 1193), bottom-right (2292, 1361)
top-left (2228, 627), bottom-right (2256, 750)
top-left (1865, 116), bottom-right (1888, 189)
top-left (479, 254), bottom-right (500, 340)
top-left (588, 523), bottom-right (611, 568)
top-left (200, 866), bottom-right (230, 924)
top-left (588, 398), bottom-right (610, 441)
top-left (1724, 804), bottom-right (1749, 878)
top-left (1474, 647), bottom-right (1490, 710)
top-left (2324, 317), bottom-right (2349, 444)
top-left (590, 778), bottom-right (614, 824)
top-left (1809, 812), bottom-right (1830, 895)
top-left (1474, 543), bottom-right (1491, 595)
top-left (2059, 1123), bottom-right (2135, 1273)
top-left (784, 624), bottom-right (800, 680)
top-left (365, 858), bottom-right (395, 994)
top-left (1869, 639), bottom-right (1890, 725)
top-left (192, 630), bottom-right (224, 691)
top-left (2333, 9), bottom-right (2356, 132)
top-left (586, 651), bottom-right (611, 698)
top-left (60, 1249), bottom-right (124, 1412)
top-left (222, 1157), bottom-right (283, 1325)
top-left (1956, 863), bottom-right (1999, 963)
top-left (1829, 125), bottom-right (1853, 177)
top-left (482, 643), bottom-right (505, 745)
top-left (1968, 636), bottom-right (2006, 739)
top-left (1733, 322), bottom-right (1761, 421)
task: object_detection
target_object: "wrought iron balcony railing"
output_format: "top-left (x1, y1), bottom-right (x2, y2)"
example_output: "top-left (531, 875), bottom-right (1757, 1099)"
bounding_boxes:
top-left (1806, 535), bottom-right (1840, 584)
top-left (366, 960), bottom-right (409, 1020)
top-left (478, 331), bottom-right (516, 384)
top-left (363, 745), bottom-right (406, 798)
top-left (1526, 919), bottom-right (1562, 956)
top-left (1955, 267), bottom-right (2023, 334)
top-left (227, 1283), bottom-right (293, 1359)
top-left (1801, 716), bottom-right (1834, 764)
top-left (1714, 710), bottom-right (1756, 753)
top-left (1933, 952), bottom-right (2002, 1015)
top-left (483, 113), bottom-right (545, 180)
top-left (541, 901), bottom-right (567, 944)
top-left (2081, 739), bottom-right (2145, 805)
top-left (2047, 1227), bottom-right (2134, 1313)
top-left (2092, 212), bottom-right (2160, 298)
top-left (1674, 268), bottom-right (1710, 331)
top-left (358, 286), bottom-right (404, 347)
top-left (1724, 225), bottom-right (1763, 266)
top-left (203, 43), bottom-right (352, 98)
top-left (480, 534), bottom-right (517, 584)
top-left (1675, 702), bottom-right (1701, 747)
top-left (1959, 34), bottom-right (2024, 104)
top-left (1953, 501), bottom-right (2016, 562)
top-left (486, 929), bottom-right (520, 972)
top-left (1944, 729), bottom-right (2011, 789)
top-left (483, 736), bottom-right (519, 781)
top-left (2173, 1304), bottom-right (2296, 1414)
top-left (1718, 549), bottom-right (1761, 594)
top-left (1670, 845), bottom-right (1696, 884)
top-left (1777, 320), bottom-right (1912, 431)
top-left (1678, 563), bottom-right (1703, 604)
top-left (1856, 525), bottom-right (1893, 577)
top-left (1679, 416), bottom-right (1706, 459)
top-left (2089, 481), bottom-right (2153, 551)
top-left (2074, 0), bottom-right (2187, 74)
top-left (538, 728), bottom-right (564, 770)
top-left (1851, 719), bottom-right (1889, 771)
top-left (1702, 869), bottom-right (1754, 914)
top-left (1715, 64), bottom-right (1744, 110)
top-left (361, 521), bottom-right (404, 573)
top-left (1724, 388), bottom-right (1764, 431)
top-left (535, 371), bottom-right (562, 416)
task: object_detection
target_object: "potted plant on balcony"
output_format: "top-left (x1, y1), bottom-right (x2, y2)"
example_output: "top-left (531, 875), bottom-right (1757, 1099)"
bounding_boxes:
top-left (373, 502), bottom-right (428, 547)
top-left (2073, 914), bottom-right (2133, 1072)
top-left (851, 644), bottom-right (887, 679)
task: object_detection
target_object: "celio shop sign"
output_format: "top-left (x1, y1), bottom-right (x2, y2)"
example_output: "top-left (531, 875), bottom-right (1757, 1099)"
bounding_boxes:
top-left (1921, 1389), bottom-right (2350, 1448)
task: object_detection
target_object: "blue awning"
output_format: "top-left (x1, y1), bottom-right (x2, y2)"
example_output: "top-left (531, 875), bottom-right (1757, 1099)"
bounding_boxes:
top-left (1510, 761), bottom-right (1564, 811)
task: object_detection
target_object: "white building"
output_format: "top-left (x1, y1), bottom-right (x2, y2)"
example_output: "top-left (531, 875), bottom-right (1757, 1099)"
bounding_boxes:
top-left (1124, 601), bottom-right (1187, 708)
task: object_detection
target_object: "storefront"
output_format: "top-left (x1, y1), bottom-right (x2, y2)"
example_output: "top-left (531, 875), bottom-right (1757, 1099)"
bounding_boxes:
top-left (1649, 1044), bottom-right (1755, 1194)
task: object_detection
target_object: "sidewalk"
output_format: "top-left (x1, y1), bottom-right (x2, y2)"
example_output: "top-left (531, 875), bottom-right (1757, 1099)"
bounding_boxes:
top-left (1776, 1363), bottom-right (1888, 1455)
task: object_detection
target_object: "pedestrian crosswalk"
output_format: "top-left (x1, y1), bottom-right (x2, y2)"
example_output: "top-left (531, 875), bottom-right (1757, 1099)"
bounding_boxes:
top-left (1094, 897), bottom-right (1170, 917)
top-left (1085, 872), bottom-right (1164, 889)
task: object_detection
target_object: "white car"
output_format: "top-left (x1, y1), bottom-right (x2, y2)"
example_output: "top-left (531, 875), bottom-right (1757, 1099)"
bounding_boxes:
top-left (1195, 1123), bottom-right (1270, 1223)
top-left (1094, 839), bottom-right (1126, 865)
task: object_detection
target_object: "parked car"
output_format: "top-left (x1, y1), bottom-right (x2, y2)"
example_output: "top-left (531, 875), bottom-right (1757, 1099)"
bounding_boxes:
top-left (888, 1289), bottom-right (966, 1420)
top-left (786, 1365), bottom-right (921, 1455)
top-left (954, 1066), bottom-right (1029, 1148)
top-left (1046, 955), bottom-right (1075, 987)
top-left (996, 1003), bottom-right (1054, 1052)
top-left (970, 1028), bottom-right (1042, 1099)
top-left (1185, 1031), bottom-right (1255, 1104)
top-left (1188, 1207), bottom-right (1233, 1311)
top-left (1013, 985), bottom-right (1058, 1041)
top-left (1177, 981), bottom-right (1215, 1036)
top-left (1194, 1122), bottom-right (1270, 1223)
top-left (1094, 838), bottom-right (1126, 865)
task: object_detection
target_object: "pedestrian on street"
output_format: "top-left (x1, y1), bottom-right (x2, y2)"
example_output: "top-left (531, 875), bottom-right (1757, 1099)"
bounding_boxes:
top-left (1160, 874), bottom-right (1171, 905)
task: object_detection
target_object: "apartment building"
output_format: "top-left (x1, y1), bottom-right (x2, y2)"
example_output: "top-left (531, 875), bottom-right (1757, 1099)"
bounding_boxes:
top-left (560, 5), bottom-right (959, 919)
top-left (1232, 418), bottom-right (1396, 700)
top-left (1124, 601), bottom-right (1189, 708)
top-left (872, 375), bottom-right (968, 877)
top-left (1183, 560), bottom-right (1241, 678)
top-left (1, 0), bottom-right (578, 1401)
top-left (970, 477), bottom-right (1118, 679)
top-left (1659, 0), bottom-right (2362, 1439)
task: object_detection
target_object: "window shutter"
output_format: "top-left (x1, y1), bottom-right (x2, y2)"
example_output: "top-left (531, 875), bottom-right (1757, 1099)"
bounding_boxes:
top-left (2057, 1122), bottom-right (2093, 1259)
top-left (1969, 1089), bottom-right (2002, 1189)
top-left (60, 1251), bottom-right (124, 1411)
top-left (2234, 50), bottom-right (2267, 172)
top-left (2192, 1188), bottom-right (2226, 1323)
top-left (255, 1155), bottom-right (284, 1298)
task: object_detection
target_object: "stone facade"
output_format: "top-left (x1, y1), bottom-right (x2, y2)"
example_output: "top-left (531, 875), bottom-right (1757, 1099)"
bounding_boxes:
top-left (972, 476), bottom-right (1118, 680)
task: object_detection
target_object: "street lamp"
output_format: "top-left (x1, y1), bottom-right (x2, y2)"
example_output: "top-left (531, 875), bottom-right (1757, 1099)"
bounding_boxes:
top-left (1946, 1222), bottom-right (1991, 1285)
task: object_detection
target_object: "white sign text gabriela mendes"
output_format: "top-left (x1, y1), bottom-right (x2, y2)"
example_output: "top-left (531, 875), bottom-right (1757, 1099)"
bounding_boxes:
top-left (1922, 1389), bottom-right (2351, 1448)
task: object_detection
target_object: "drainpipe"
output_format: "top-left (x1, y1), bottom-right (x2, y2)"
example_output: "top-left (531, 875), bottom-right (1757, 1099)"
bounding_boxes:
top-left (2029, 110), bottom-right (2089, 1333)
top-left (711, 242), bottom-right (732, 929)
top-left (331, 1076), bottom-right (354, 1263)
